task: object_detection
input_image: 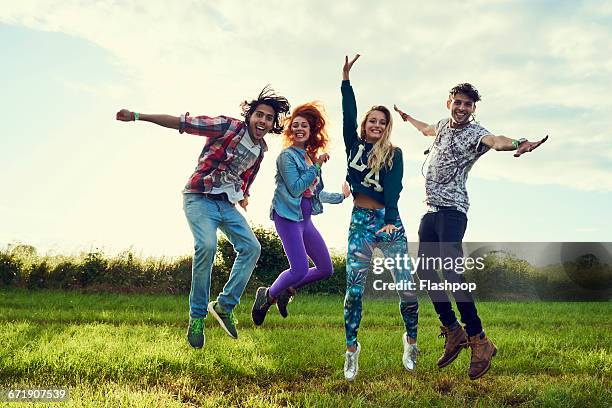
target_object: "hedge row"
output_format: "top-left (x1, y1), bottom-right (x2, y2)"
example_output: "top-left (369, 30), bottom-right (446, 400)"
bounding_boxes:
top-left (1, 230), bottom-right (609, 301)
top-left (0, 227), bottom-right (345, 297)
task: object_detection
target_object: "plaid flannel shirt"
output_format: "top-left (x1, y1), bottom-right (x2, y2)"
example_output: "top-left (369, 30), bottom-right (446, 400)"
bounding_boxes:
top-left (179, 113), bottom-right (268, 197)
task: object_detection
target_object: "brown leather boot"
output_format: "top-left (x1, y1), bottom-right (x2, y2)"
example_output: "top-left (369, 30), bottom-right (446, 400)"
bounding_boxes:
top-left (437, 325), bottom-right (468, 368)
top-left (467, 333), bottom-right (497, 380)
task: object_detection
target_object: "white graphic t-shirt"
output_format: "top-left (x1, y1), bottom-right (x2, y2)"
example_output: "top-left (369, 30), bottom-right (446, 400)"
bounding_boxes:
top-left (210, 132), bottom-right (261, 203)
top-left (425, 118), bottom-right (491, 213)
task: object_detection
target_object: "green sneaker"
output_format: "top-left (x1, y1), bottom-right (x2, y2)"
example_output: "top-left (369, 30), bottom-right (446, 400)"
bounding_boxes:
top-left (208, 301), bottom-right (238, 339)
top-left (186, 317), bottom-right (205, 349)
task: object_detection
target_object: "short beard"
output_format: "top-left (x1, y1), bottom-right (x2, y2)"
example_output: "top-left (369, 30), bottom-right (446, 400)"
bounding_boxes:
top-left (450, 113), bottom-right (472, 128)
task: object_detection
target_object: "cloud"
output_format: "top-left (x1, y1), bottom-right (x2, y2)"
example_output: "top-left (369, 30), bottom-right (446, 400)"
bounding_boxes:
top-left (4, 1), bottom-right (606, 195)
top-left (58, 77), bottom-right (128, 99)
top-left (1, 1), bottom-right (611, 254)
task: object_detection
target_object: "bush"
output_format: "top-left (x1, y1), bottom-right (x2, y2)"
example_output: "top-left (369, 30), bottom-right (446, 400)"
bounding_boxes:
top-left (534, 263), bottom-right (611, 301)
top-left (165, 256), bottom-right (192, 294)
top-left (302, 253), bottom-right (346, 295)
top-left (104, 251), bottom-right (138, 287)
top-left (466, 251), bottom-right (537, 300)
top-left (26, 261), bottom-right (50, 289)
top-left (80, 250), bottom-right (107, 286)
top-left (217, 225), bottom-right (289, 293)
top-left (1, 234), bottom-right (609, 301)
top-left (0, 250), bottom-right (20, 286)
top-left (48, 261), bottom-right (81, 289)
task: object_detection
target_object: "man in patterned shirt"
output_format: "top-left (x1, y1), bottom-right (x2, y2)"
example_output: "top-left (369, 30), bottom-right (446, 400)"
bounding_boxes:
top-left (116, 87), bottom-right (290, 348)
top-left (394, 84), bottom-right (547, 379)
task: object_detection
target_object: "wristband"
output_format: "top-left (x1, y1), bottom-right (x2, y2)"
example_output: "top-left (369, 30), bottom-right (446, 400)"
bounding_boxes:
top-left (512, 137), bottom-right (529, 149)
top-left (315, 162), bottom-right (321, 171)
top-left (512, 138), bottom-right (528, 150)
top-left (133, 112), bottom-right (139, 121)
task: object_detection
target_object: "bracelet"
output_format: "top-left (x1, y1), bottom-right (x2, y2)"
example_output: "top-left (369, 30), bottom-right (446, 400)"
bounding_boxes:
top-left (134, 112), bottom-right (140, 121)
top-left (512, 138), bottom-right (528, 149)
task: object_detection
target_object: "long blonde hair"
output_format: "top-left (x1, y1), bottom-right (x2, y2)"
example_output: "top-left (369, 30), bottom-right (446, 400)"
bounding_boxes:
top-left (359, 105), bottom-right (395, 173)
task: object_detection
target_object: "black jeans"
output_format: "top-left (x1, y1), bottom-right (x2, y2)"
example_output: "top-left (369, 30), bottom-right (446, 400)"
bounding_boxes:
top-left (416, 209), bottom-right (482, 336)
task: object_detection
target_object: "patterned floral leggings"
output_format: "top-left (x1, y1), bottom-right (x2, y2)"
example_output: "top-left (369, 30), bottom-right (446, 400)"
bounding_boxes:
top-left (344, 206), bottom-right (419, 347)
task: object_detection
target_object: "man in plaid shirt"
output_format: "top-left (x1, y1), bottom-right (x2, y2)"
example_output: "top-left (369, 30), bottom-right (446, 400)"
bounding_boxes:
top-left (116, 86), bottom-right (290, 348)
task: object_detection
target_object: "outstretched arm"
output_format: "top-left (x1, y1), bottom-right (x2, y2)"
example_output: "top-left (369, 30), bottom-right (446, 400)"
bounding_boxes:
top-left (117, 109), bottom-right (236, 140)
top-left (319, 181), bottom-right (351, 205)
top-left (342, 54), bottom-right (362, 155)
top-left (481, 135), bottom-right (549, 157)
top-left (116, 109), bottom-right (179, 129)
top-left (393, 105), bottom-right (435, 137)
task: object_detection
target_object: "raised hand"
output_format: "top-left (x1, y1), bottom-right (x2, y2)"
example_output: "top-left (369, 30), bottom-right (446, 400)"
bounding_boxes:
top-left (393, 104), bottom-right (410, 122)
top-left (514, 135), bottom-right (549, 158)
top-left (343, 54), bottom-right (361, 80)
top-left (116, 109), bottom-right (134, 121)
top-left (316, 153), bottom-right (330, 166)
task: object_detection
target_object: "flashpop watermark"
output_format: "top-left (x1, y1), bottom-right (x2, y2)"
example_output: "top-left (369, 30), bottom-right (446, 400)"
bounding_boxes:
top-left (364, 242), bottom-right (611, 301)
top-left (372, 279), bottom-right (477, 292)
top-left (370, 252), bottom-right (485, 294)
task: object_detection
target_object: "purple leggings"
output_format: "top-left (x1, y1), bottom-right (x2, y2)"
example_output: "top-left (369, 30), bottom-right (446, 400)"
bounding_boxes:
top-left (270, 198), bottom-right (334, 298)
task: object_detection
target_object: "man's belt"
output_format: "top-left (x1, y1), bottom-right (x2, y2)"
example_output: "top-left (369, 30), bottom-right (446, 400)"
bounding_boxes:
top-left (204, 193), bottom-right (230, 202)
top-left (427, 204), bottom-right (458, 212)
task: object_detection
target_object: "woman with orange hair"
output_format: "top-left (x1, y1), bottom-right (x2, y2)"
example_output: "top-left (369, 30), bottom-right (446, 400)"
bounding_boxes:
top-left (251, 102), bottom-right (349, 325)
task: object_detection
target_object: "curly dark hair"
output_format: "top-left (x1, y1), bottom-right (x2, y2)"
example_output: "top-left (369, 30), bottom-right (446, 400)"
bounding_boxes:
top-left (241, 85), bottom-right (290, 134)
top-left (449, 83), bottom-right (481, 103)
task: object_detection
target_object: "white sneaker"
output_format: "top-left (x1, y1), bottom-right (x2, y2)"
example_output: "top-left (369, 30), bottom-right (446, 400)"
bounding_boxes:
top-left (402, 332), bottom-right (418, 371)
top-left (344, 342), bottom-right (361, 381)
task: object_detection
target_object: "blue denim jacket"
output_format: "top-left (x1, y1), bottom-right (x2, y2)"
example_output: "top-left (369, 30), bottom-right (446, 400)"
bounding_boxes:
top-left (270, 147), bottom-right (344, 222)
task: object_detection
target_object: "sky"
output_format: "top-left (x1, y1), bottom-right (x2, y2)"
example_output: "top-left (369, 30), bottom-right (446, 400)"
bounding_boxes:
top-left (1, 1), bottom-right (611, 257)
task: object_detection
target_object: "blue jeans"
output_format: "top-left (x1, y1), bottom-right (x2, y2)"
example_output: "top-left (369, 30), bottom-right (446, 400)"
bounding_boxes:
top-left (183, 193), bottom-right (261, 318)
top-left (416, 208), bottom-right (482, 336)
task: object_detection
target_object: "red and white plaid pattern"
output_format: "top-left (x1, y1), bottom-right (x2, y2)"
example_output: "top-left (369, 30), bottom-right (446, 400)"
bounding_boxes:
top-left (179, 113), bottom-right (268, 197)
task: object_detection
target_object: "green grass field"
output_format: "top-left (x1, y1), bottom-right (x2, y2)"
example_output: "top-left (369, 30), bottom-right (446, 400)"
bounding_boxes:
top-left (0, 289), bottom-right (610, 407)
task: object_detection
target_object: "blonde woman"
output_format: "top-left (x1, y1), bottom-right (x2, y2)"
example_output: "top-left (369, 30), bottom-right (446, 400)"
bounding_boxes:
top-left (341, 55), bottom-right (418, 381)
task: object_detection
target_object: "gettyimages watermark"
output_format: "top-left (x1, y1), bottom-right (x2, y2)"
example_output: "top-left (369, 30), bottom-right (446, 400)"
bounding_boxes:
top-left (362, 242), bottom-right (612, 301)
top-left (371, 250), bottom-right (483, 293)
